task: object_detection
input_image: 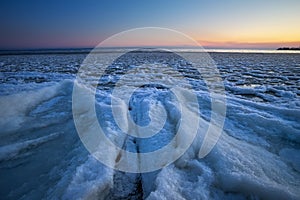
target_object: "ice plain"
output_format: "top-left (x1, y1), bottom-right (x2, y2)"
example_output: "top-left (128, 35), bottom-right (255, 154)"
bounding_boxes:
top-left (0, 50), bottom-right (299, 199)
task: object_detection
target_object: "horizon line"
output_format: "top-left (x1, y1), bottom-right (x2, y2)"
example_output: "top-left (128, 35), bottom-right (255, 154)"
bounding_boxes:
top-left (1, 40), bottom-right (299, 51)
top-left (1, 45), bottom-right (299, 52)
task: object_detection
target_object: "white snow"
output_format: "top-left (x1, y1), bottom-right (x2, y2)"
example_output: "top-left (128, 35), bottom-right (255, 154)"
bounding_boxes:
top-left (0, 51), bottom-right (299, 199)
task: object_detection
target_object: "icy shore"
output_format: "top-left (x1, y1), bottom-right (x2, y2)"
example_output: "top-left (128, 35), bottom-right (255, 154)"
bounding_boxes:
top-left (0, 51), bottom-right (299, 199)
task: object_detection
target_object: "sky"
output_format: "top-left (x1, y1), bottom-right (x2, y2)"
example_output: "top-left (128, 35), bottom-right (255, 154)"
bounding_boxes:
top-left (0, 0), bottom-right (299, 49)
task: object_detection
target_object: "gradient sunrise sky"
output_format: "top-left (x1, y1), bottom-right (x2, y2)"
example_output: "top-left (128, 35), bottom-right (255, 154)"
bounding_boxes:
top-left (0, 0), bottom-right (299, 49)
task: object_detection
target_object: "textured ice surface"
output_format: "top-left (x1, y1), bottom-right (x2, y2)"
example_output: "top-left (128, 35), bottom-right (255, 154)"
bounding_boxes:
top-left (0, 51), bottom-right (299, 199)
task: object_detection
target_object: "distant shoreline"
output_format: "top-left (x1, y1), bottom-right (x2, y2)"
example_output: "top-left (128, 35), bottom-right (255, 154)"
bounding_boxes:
top-left (1, 48), bottom-right (300, 56)
top-left (277, 47), bottom-right (300, 50)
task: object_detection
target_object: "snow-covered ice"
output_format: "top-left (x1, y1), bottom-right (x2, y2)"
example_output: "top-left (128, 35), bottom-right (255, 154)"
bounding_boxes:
top-left (0, 50), bottom-right (299, 199)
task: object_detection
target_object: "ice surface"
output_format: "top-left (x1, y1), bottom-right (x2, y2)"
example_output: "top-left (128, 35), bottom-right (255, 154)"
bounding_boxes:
top-left (0, 51), bottom-right (299, 199)
top-left (0, 132), bottom-right (61, 162)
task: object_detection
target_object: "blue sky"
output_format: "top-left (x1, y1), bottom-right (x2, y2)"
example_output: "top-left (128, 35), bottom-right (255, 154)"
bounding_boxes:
top-left (0, 0), bottom-right (299, 49)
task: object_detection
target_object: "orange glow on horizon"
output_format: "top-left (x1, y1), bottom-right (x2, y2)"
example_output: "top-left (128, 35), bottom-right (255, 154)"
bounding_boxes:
top-left (198, 40), bottom-right (300, 49)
